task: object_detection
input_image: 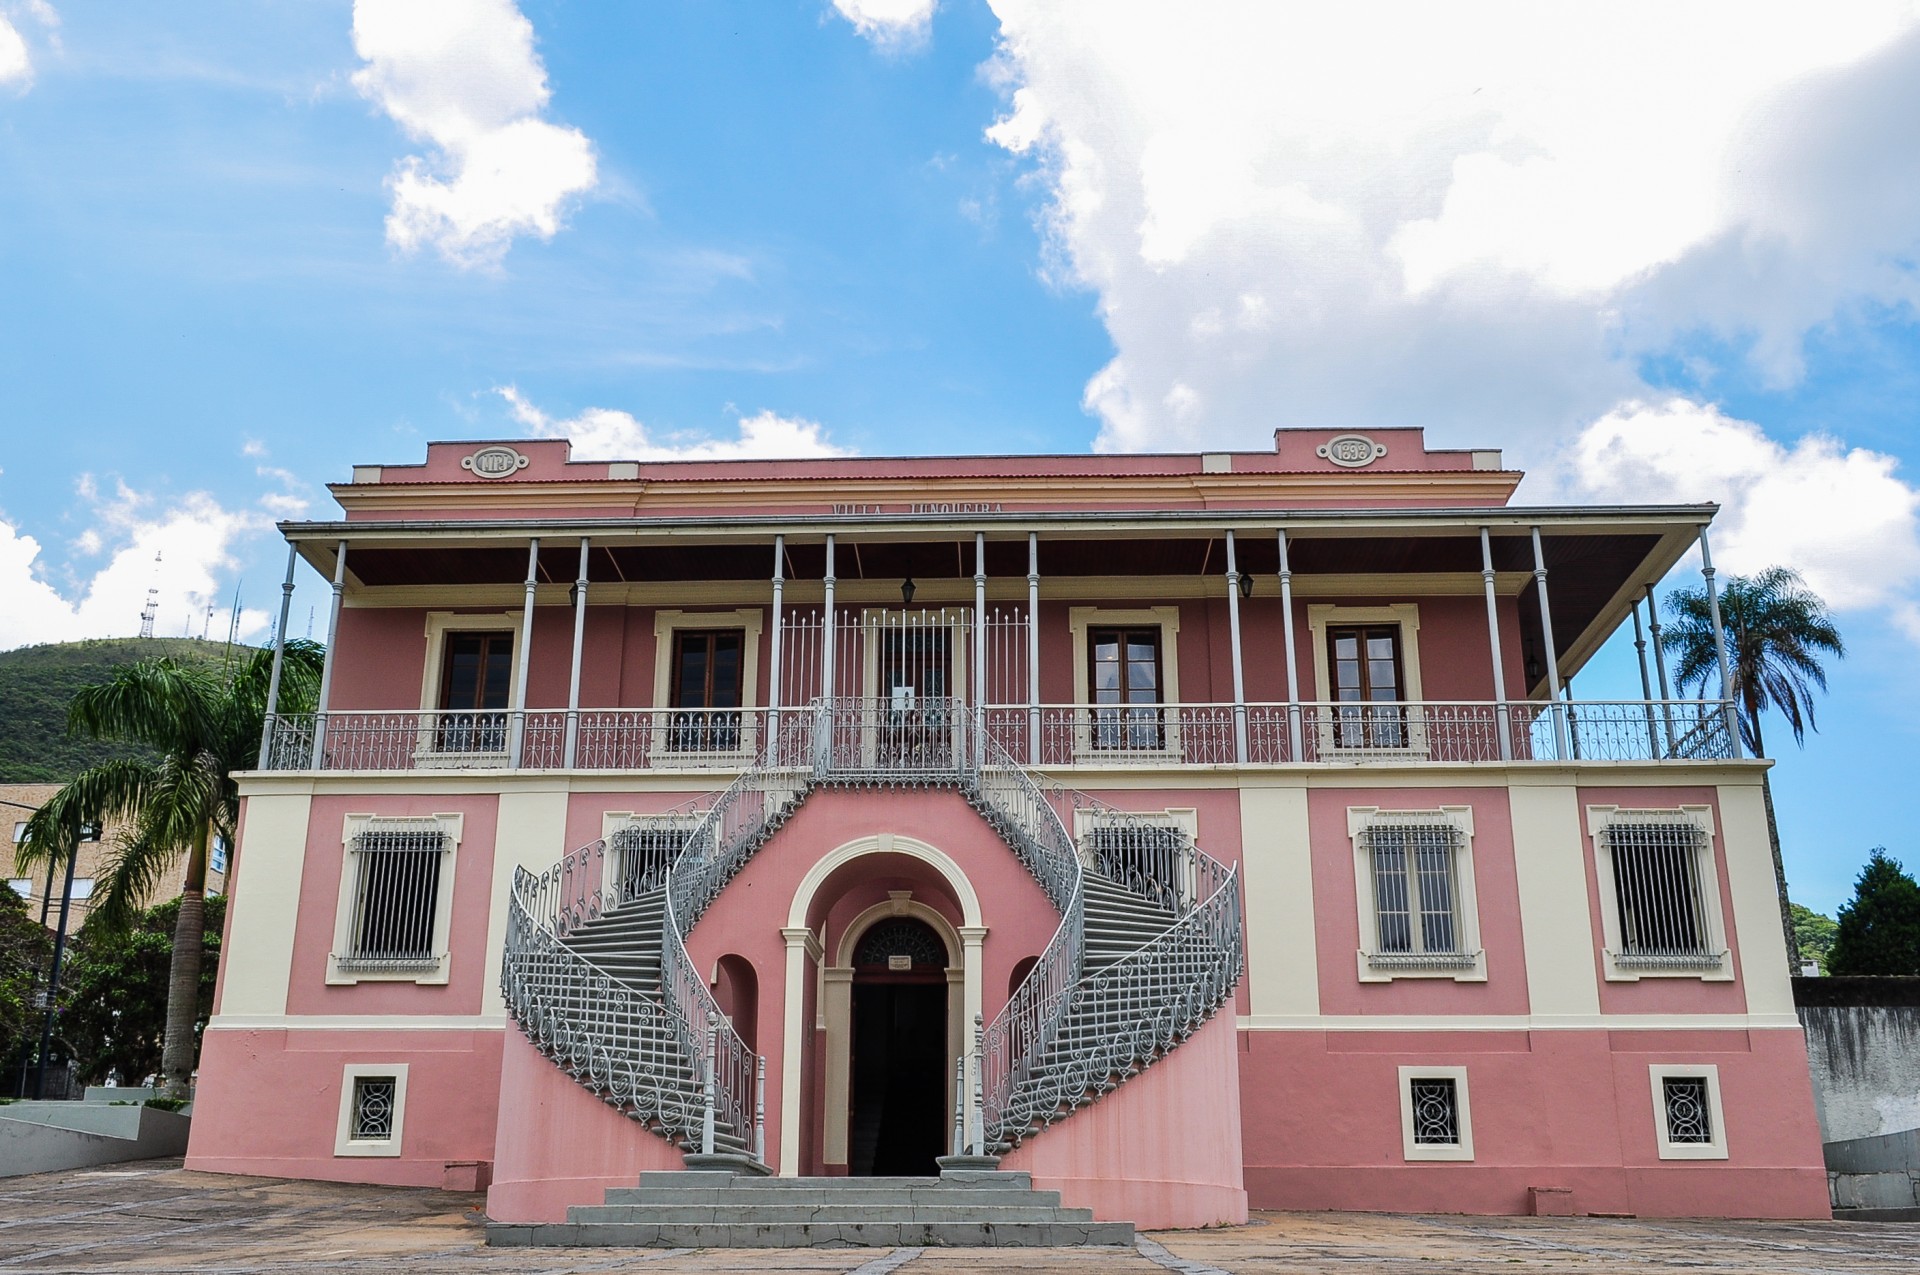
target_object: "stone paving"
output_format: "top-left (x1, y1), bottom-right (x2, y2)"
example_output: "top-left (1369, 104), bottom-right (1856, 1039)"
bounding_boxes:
top-left (3, 1160), bottom-right (1919, 1274)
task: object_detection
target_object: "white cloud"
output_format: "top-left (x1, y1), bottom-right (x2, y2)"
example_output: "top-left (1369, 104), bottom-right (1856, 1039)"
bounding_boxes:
top-left (0, 481), bottom-right (276, 651)
top-left (351, 0), bottom-right (598, 268)
top-left (832, 0), bottom-right (937, 51)
top-left (982, 1), bottom-right (1920, 454)
top-left (496, 386), bottom-right (852, 461)
top-left (1558, 399), bottom-right (1920, 621)
top-left (0, 2), bottom-right (56, 90)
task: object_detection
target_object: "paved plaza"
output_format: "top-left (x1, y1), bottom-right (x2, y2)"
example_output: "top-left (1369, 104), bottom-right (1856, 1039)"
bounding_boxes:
top-left (3, 1160), bottom-right (1917, 1274)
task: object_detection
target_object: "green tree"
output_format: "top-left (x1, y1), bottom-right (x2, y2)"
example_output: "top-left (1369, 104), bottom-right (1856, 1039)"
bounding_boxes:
top-left (57, 895), bottom-right (225, 1085)
top-left (1789, 902), bottom-right (1839, 973)
top-left (0, 885), bottom-right (53, 1071)
top-left (14, 641), bottom-right (323, 1099)
top-left (1827, 849), bottom-right (1920, 976)
top-left (1664, 566), bottom-right (1844, 968)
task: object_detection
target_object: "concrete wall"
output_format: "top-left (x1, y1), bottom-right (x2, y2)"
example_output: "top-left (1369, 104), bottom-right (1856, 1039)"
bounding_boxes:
top-left (1795, 978), bottom-right (1920, 1142)
top-left (0, 1104), bottom-right (190, 1177)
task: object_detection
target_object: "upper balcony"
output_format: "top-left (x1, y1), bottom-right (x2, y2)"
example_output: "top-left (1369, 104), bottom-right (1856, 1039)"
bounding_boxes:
top-left (252, 432), bottom-right (1746, 778)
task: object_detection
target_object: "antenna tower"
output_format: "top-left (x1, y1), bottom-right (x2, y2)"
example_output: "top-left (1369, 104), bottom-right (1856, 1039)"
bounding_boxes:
top-left (137, 551), bottom-right (162, 639)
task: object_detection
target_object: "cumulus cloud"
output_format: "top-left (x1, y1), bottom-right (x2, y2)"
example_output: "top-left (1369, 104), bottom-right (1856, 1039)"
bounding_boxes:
top-left (1559, 399), bottom-right (1920, 623)
top-left (0, 480), bottom-right (275, 651)
top-left (496, 386), bottom-right (852, 461)
top-left (351, 0), bottom-right (598, 268)
top-left (982, 1), bottom-right (1920, 453)
top-left (831, 0), bottom-right (937, 51)
top-left (0, 2), bottom-right (57, 90)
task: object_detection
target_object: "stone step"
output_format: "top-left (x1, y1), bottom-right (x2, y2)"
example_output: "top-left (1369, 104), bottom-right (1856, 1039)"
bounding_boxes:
top-left (638, 1170), bottom-right (1030, 1188)
top-left (601, 1185), bottom-right (1063, 1208)
top-left (571, 1203), bottom-right (1096, 1225)
top-left (488, 1219), bottom-right (1136, 1248)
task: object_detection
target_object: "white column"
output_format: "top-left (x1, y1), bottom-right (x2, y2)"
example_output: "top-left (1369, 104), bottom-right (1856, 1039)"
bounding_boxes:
top-left (768, 535), bottom-right (786, 760)
top-left (821, 536), bottom-right (837, 700)
top-left (308, 539), bottom-right (349, 769)
top-left (959, 925), bottom-right (987, 1148)
top-left (509, 538), bottom-right (540, 766)
top-left (777, 926), bottom-right (820, 1176)
top-left (563, 538), bottom-right (589, 768)
top-left (1479, 527), bottom-right (1512, 761)
top-left (973, 532), bottom-right (987, 770)
top-left (1026, 532), bottom-right (1041, 766)
top-left (1698, 526), bottom-right (1744, 759)
top-left (1529, 526), bottom-right (1570, 758)
top-left (1224, 530), bottom-right (1248, 763)
top-left (256, 542), bottom-right (299, 769)
top-left (1276, 529), bottom-right (1302, 761)
top-left (1630, 598), bottom-right (1660, 758)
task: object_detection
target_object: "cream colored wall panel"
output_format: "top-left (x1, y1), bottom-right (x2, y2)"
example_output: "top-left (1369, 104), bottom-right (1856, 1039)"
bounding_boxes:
top-left (1237, 783), bottom-right (1318, 1018)
top-left (478, 786), bottom-right (572, 1019)
top-left (1717, 778), bottom-right (1795, 1015)
top-left (214, 793), bottom-right (313, 1019)
top-left (1506, 783), bottom-right (1601, 1021)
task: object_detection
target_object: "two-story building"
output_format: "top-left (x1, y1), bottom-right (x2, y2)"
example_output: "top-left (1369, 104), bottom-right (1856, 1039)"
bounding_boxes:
top-left (185, 428), bottom-right (1829, 1228)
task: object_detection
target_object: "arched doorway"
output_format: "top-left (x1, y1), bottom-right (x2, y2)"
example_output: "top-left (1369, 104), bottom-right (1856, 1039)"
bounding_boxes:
top-left (847, 916), bottom-right (950, 1176)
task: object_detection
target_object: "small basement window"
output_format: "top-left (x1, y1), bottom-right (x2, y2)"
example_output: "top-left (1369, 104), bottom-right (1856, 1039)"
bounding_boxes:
top-left (1650, 1064), bottom-right (1727, 1159)
top-left (1399, 1066), bottom-right (1473, 1161)
top-left (335, 1063), bottom-right (408, 1157)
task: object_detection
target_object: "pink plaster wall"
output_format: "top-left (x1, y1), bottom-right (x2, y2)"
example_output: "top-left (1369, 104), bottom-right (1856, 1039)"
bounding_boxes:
top-left (486, 1028), bottom-right (687, 1223)
top-left (1237, 1026), bottom-right (1827, 1218)
top-left (1306, 786), bottom-right (1531, 1017)
top-left (186, 1027), bottom-right (503, 1185)
top-left (1576, 784), bottom-right (1749, 1017)
top-left (1003, 1009), bottom-right (1248, 1229)
top-left (285, 793), bottom-right (499, 1017)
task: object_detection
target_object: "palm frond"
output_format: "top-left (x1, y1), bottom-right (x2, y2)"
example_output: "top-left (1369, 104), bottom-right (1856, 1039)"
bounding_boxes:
top-left (12, 759), bottom-right (161, 875)
top-left (67, 658), bottom-right (222, 755)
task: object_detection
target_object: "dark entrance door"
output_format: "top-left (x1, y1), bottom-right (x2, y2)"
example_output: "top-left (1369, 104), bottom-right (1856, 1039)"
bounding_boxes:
top-left (847, 917), bottom-right (950, 1176)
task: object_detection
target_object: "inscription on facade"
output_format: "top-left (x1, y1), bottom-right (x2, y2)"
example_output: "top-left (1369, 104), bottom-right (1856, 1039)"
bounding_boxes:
top-left (829, 501), bottom-right (1008, 515)
top-left (462, 445), bottom-right (531, 479)
top-left (1316, 434), bottom-right (1388, 468)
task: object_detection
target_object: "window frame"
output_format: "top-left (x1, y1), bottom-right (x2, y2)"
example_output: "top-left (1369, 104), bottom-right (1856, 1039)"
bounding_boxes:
top-left (1307, 604), bottom-right (1427, 759)
top-left (1398, 1065), bottom-right (1474, 1161)
top-left (1587, 805), bottom-right (1731, 982)
top-left (1347, 806), bottom-right (1485, 982)
top-left (327, 813), bottom-right (463, 986)
top-left (417, 612), bottom-right (526, 768)
top-left (1073, 806), bottom-right (1200, 912)
top-left (650, 609), bottom-right (765, 764)
top-left (601, 811), bottom-right (702, 903)
top-left (1648, 1063), bottom-right (1728, 1160)
top-left (1067, 606), bottom-right (1183, 762)
top-left (335, 1062), bottom-right (409, 1158)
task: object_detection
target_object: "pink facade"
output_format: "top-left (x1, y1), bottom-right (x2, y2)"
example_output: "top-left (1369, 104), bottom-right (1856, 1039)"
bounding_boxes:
top-left (189, 429), bottom-right (1828, 1230)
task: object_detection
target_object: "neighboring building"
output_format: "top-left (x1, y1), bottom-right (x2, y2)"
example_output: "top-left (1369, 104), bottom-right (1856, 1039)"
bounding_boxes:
top-left (185, 431), bottom-right (1828, 1227)
top-left (4, 783), bottom-right (229, 928)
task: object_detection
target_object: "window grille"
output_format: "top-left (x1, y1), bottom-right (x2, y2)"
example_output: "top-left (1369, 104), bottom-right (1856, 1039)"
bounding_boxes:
top-left (610, 822), bottom-right (688, 900)
top-left (1408, 1077), bottom-right (1460, 1145)
top-left (852, 917), bottom-right (947, 969)
top-left (1603, 817), bottom-right (1718, 968)
top-left (1364, 820), bottom-right (1470, 967)
top-left (351, 1075), bottom-right (397, 1141)
top-left (1087, 822), bottom-right (1189, 909)
top-left (340, 822), bottom-right (447, 970)
top-left (1662, 1076), bottom-right (1713, 1144)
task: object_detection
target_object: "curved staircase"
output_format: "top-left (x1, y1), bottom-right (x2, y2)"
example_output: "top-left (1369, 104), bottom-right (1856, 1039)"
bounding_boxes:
top-left (496, 698), bottom-right (1243, 1243)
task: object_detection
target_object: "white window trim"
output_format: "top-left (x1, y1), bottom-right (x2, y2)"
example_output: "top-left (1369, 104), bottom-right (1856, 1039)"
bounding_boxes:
top-left (335, 1063), bottom-right (409, 1158)
top-left (648, 609), bottom-right (765, 765)
top-left (600, 810), bottom-right (703, 889)
top-left (1308, 604), bottom-right (1427, 762)
top-left (7, 878), bottom-right (31, 898)
top-left (1067, 606), bottom-right (1183, 762)
top-left (1399, 1065), bottom-right (1473, 1161)
top-left (1649, 1063), bottom-right (1728, 1160)
top-left (327, 812), bottom-right (463, 986)
top-left (1348, 806), bottom-right (1485, 983)
top-left (1587, 805), bottom-right (1731, 982)
top-left (416, 612), bottom-right (525, 769)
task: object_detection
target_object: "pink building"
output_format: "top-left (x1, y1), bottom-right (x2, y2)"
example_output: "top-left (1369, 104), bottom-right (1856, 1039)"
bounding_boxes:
top-left (187, 429), bottom-right (1829, 1231)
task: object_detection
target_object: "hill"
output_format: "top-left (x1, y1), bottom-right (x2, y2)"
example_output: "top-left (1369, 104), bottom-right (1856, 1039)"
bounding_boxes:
top-left (0, 638), bottom-right (250, 783)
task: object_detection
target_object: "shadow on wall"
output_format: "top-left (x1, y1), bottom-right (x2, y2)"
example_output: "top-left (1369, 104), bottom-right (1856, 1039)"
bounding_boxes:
top-left (1794, 977), bottom-right (1920, 1144)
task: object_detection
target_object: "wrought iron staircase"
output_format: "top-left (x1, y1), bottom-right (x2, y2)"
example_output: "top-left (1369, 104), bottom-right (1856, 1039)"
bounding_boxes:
top-left (499, 697), bottom-right (1244, 1171)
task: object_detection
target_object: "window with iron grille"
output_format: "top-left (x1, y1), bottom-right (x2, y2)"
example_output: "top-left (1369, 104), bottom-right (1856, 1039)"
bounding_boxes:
top-left (1086, 821), bottom-right (1189, 910)
top-left (1602, 817), bottom-right (1718, 968)
top-left (339, 823), bottom-right (447, 970)
top-left (1662, 1076), bottom-right (1713, 1144)
top-left (610, 821), bottom-right (690, 900)
top-left (1408, 1077), bottom-right (1460, 1145)
top-left (1364, 821), bottom-right (1469, 967)
top-left (351, 1075), bottom-right (398, 1141)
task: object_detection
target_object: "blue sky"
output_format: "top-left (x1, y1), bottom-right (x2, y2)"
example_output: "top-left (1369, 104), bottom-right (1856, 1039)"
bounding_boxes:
top-left (3, 0), bottom-right (1920, 913)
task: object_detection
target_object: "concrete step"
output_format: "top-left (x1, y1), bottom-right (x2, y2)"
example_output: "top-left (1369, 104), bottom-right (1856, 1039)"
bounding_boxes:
top-left (570, 1203), bottom-right (1096, 1225)
top-left (489, 1219), bottom-right (1136, 1247)
top-left (638, 1171), bottom-right (1030, 1188)
top-left (601, 1185), bottom-right (1063, 1208)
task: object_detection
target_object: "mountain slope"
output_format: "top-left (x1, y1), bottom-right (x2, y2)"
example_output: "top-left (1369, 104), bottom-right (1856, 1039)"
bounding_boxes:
top-left (0, 638), bottom-right (248, 783)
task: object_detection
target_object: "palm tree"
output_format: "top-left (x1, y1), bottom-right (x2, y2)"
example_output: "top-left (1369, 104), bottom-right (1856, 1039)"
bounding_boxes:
top-left (14, 641), bottom-right (324, 1099)
top-left (1663, 566), bottom-right (1843, 969)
